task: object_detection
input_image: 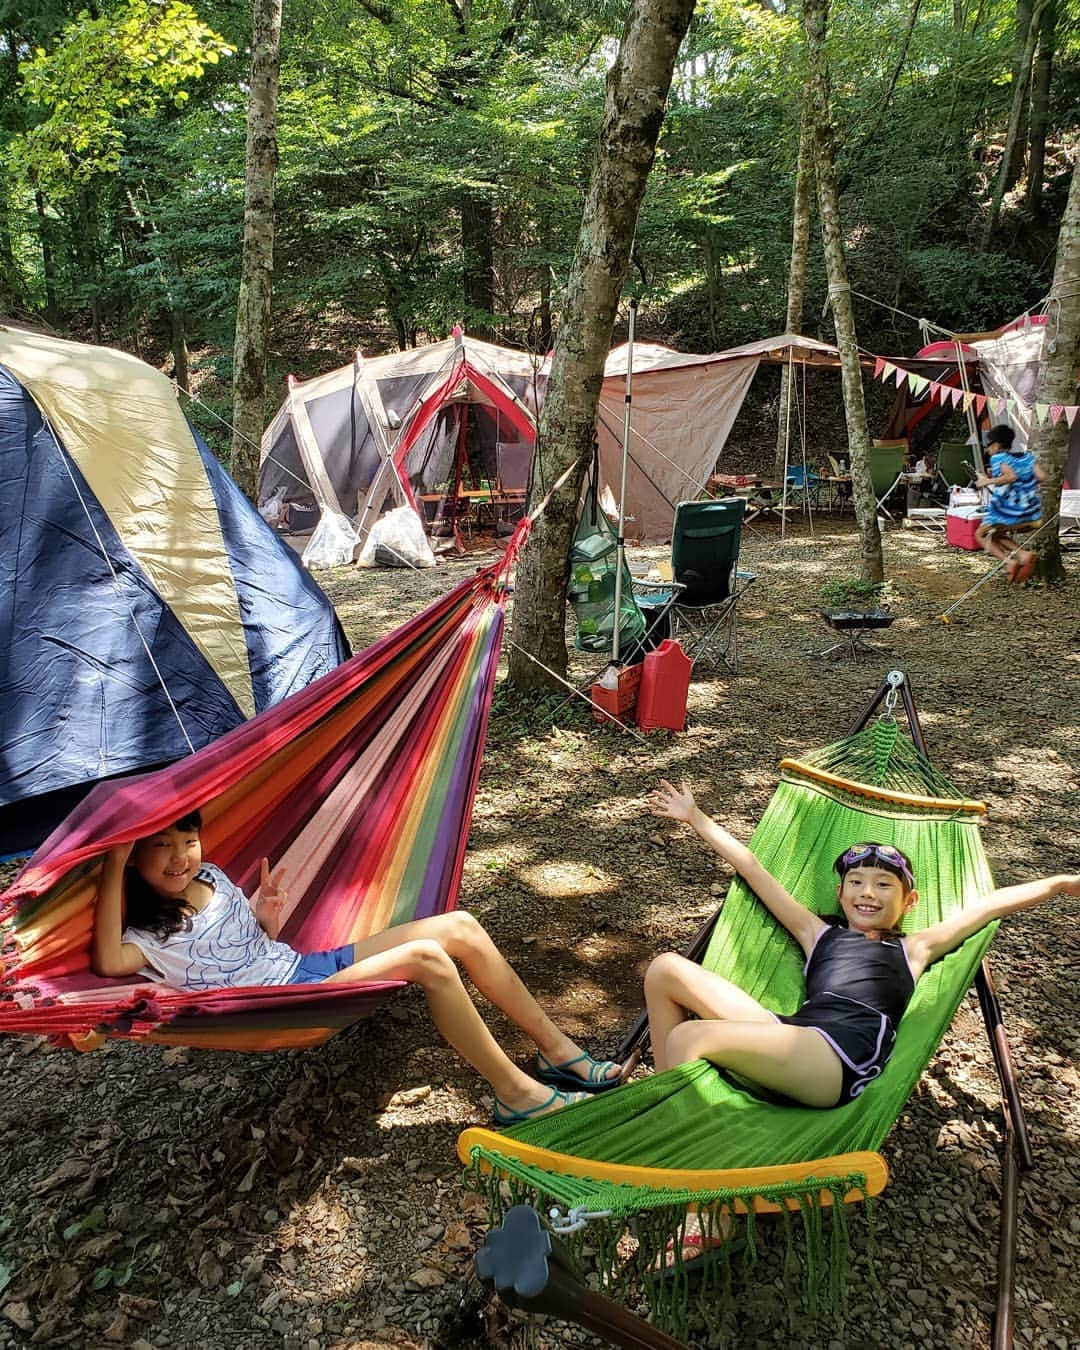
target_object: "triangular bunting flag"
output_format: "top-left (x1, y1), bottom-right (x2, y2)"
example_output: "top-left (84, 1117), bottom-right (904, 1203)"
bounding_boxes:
top-left (1050, 405), bottom-right (1065, 426)
top-left (1035, 402), bottom-right (1050, 425)
top-left (950, 387), bottom-right (963, 409)
top-left (929, 381), bottom-right (945, 404)
top-left (894, 365), bottom-right (908, 387)
top-left (962, 392), bottom-right (975, 412)
top-left (974, 394), bottom-right (987, 414)
top-left (990, 397), bottom-right (1006, 415)
top-left (874, 356), bottom-right (886, 380)
top-left (910, 374), bottom-right (928, 396)
top-left (1066, 406), bottom-right (1079, 428)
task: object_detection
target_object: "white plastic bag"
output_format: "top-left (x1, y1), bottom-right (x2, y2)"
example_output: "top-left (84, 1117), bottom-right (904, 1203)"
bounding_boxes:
top-left (258, 486), bottom-right (287, 526)
top-left (357, 505), bottom-right (437, 569)
top-left (302, 510), bottom-right (360, 570)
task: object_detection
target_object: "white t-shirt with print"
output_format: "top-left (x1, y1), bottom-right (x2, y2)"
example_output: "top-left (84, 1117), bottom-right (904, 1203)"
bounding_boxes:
top-left (122, 862), bottom-right (301, 991)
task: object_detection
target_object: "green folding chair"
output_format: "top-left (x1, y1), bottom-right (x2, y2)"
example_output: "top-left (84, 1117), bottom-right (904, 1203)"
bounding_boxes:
top-left (666, 498), bottom-right (756, 673)
top-left (936, 441), bottom-right (974, 490)
top-left (869, 441), bottom-right (909, 519)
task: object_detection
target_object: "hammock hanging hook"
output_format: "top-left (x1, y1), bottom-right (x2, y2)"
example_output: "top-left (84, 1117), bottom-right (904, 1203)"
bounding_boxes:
top-left (880, 670), bottom-right (904, 721)
top-left (547, 1204), bottom-right (613, 1236)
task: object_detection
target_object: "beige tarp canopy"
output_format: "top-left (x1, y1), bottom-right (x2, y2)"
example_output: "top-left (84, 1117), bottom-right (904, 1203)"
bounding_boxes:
top-left (590, 334), bottom-right (843, 541)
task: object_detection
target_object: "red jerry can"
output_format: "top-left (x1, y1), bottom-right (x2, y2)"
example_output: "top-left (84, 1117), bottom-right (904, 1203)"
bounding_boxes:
top-left (635, 640), bottom-right (691, 732)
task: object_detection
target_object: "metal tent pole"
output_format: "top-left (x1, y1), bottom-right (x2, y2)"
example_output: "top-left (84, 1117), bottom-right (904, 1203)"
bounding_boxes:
top-left (780, 348), bottom-right (794, 539)
top-left (610, 299), bottom-right (637, 665)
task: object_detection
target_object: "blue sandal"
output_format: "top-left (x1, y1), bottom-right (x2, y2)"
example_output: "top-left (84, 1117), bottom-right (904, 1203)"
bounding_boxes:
top-left (492, 1085), bottom-right (587, 1127)
top-left (535, 1050), bottom-right (624, 1094)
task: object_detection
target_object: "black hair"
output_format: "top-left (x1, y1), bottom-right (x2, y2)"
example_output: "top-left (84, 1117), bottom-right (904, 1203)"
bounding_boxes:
top-left (833, 842), bottom-right (915, 891)
top-left (123, 810), bottom-right (203, 941)
top-left (987, 424), bottom-right (1016, 450)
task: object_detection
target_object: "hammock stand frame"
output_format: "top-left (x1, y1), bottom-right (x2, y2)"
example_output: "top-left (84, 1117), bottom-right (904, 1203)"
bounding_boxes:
top-left (609, 669), bottom-right (1032, 1350)
top-left (473, 672), bottom-right (1032, 1350)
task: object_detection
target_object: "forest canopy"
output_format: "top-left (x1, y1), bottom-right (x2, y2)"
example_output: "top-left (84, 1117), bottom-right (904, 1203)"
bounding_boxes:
top-left (1, 0), bottom-right (1077, 451)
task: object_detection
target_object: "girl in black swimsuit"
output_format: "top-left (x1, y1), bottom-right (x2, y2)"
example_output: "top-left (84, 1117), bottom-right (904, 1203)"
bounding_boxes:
top-left (645, 780), bottom-right (1079, 1109)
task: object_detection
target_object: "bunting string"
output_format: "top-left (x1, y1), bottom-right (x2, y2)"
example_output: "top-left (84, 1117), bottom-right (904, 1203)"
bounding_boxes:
top-left (871, 355), bottom-right (1080, 430)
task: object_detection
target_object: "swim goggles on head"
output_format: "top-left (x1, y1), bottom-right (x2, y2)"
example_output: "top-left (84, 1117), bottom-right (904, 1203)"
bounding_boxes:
top-left (835, 843), bottom-right (914, 888)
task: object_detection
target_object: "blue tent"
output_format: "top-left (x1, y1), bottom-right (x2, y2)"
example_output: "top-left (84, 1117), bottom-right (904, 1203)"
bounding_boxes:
top-left (0, 327), bottom-right (350, 854)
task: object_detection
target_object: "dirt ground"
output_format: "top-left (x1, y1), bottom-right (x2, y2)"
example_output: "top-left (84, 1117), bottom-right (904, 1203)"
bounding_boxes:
top-left (1, 517), bottom-right (1078, 1350)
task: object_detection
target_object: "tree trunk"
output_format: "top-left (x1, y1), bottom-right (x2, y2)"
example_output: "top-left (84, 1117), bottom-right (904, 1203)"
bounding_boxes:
top-left (1030, 147), bottom-right (1078, 585)
top-left (775, 97), bottom-right (812, 481)
top-left (461, 192), bottom-right (495, 339)
top-left (507, 0), bottom-right (696, 691)
top-left (170, 307), bottom-right (190, 393)
top-left (1024, 0), bottom-right (1055, 212)
top-left (803, 0), bottom-right (883, 583)
top-left (1004, 0), bottom-right (1034, 190)
top-left (230, 0), bottom-right (283, 500)
top-left (985, 0), bottom-right (1047, 244)
top-left (538, 257), bottom-right (553, 352)
top-left (33, 190), bottom-right (58, 323)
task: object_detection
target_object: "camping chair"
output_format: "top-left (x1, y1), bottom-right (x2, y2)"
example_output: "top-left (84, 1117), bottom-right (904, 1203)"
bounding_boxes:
top-left (783, 463), bottom-right (823, 511)
top-left (655, 498), bottom-right (755, 673)
top-left (869, 440), bottom-right (909, 520)
top-left (936, 441), bottom-right (973, 490)
top-left (460, 672), bottom-right (1033, 1349)
top-left (1058, 489), bottom-right (1080, 549)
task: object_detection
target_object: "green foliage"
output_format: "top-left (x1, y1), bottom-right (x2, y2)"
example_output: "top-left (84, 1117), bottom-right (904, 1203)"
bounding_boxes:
top-left (15, 1), bottom-right (233, 193)
top-left (904, 247), bottom-right (1045, 333)
top-left (0, 0), bottom-right (1066, 385)
top-left (819, 577), bottom-right (894, 609)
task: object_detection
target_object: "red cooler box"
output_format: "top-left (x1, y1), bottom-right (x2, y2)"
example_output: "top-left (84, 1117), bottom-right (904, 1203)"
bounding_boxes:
top-left (946, 508), bottom-right (983, 551)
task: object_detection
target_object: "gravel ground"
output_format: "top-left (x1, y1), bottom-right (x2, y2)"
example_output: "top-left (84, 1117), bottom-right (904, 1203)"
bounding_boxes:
top-left (1, 517), bottom-right (1077, 1350)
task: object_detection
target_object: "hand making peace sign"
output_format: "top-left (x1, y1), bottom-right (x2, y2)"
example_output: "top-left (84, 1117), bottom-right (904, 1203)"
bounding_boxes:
top-left (254, 857), bottom-right (289, 939)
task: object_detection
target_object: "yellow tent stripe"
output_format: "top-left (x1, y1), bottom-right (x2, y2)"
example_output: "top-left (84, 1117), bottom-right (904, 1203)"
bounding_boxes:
top-left (0, 328), bottom-right (255, 717)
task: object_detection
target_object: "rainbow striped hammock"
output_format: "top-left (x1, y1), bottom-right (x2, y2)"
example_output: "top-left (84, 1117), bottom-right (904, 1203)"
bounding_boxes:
top-left (0, 558), bottom-right (512, 1052)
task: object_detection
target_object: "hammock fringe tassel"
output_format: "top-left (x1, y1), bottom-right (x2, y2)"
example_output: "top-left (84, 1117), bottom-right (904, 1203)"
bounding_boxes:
top-left (464, 1146), bottom-right (874, 1339)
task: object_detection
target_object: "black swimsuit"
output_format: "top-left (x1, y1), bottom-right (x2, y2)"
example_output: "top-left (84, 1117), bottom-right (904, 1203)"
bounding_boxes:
top-left (776, 922), bottom-right (916, 1105)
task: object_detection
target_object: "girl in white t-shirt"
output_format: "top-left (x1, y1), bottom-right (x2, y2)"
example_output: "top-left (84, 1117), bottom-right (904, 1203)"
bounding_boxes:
top-left (91, 811), bottom-right (624, 1125)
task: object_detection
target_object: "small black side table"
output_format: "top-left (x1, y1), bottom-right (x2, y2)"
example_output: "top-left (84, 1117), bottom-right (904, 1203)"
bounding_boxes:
top-left (816, 608), bottom-right (895, 659)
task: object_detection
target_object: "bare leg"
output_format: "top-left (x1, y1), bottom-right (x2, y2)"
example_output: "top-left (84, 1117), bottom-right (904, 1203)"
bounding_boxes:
top-left (666, 1018), bottom-right (843, 1109)
top-left (644, 952), bottom-right (774, 1072)
top-left (322, 938), bottom-right (564, 1113)
top-left (976, 524), bottom-right (1015, 563)
top-left (331, 912), bottom-right (619, 1084)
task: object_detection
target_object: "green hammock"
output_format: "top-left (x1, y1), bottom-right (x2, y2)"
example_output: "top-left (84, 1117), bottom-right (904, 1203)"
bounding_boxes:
top-left (459, 716), bottom-right (996, 1331)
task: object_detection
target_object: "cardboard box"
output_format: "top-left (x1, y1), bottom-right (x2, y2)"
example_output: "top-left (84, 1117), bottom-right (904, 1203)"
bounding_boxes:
top-left (946, 510), bottom-right (983, 551)
top-left (591, 663), bottom-right (642, 724)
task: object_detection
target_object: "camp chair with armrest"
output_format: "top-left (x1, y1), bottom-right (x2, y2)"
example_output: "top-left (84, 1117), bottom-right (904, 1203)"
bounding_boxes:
top-left (460, 673), bottom-right (1033, 1349)
top-left (783, 463), bottom-right (823, 510)
top-left (665, 497), bottom-right (756, 674)
top-left (869, 440), bottom-right (909, 520)
top-left (1058, 489), bottom-right (1080, 548)
top-left (936, 441), bottom-right (974, 490)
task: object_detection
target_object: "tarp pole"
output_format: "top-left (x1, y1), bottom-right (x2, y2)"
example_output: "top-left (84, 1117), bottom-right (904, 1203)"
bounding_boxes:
top-left (611, 299), bottom-right (637, 664)
top-left (780, 349), bottom-right (794, 540)
top-left (800, 356), bottom-right (814, 538)
top-left (955, 339), bottom-right (985, 476)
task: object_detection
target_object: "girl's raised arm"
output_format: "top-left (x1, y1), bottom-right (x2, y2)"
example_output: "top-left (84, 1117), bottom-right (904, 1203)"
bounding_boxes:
top-left (649, 780), bottom-right (824, 954)
top-left (905, 873), bottom-right (1080, 978)
top-left (91, 844), bottom-right (149, 977)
